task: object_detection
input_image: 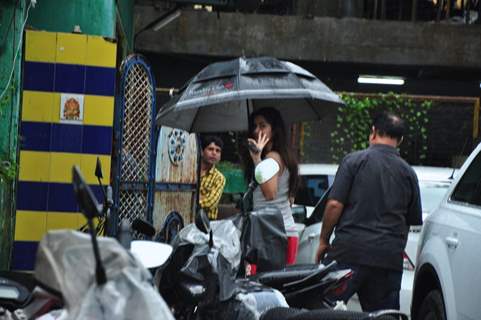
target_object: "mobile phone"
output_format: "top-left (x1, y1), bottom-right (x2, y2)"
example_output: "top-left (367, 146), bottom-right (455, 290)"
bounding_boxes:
top-left (248, 141), bottom-right (260, 154)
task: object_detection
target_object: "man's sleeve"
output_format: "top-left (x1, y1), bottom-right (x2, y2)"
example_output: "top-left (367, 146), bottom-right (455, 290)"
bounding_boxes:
top-left (328, 156), bottom-right (354, 205)
top-left (407, 172), bottom-right (423, 226)
top-left (199, 173), bottom-right (225, 209)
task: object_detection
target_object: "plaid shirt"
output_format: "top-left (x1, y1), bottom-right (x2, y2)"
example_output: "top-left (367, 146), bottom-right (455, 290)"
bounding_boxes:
top-left (199, 166), bottom-right (225, 220)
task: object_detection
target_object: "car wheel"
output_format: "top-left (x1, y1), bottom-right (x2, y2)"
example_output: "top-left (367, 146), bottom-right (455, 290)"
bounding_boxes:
top-left (417, 290), bottom-right (446, 320)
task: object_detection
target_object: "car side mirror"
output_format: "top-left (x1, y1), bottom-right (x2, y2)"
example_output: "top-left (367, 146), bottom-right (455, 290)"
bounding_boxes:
top-left (254, 158), bottom-right (280, 184)
top-left (292, 205), bottom-right (307, 224)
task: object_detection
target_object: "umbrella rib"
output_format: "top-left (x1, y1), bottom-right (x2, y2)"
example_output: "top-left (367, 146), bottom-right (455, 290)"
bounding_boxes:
top-left (287, 67), bottom-right (325, 122)
top-left (306, 97), bottom-right (323, 120)
top-left (190, 107), bottom-right (201, 133)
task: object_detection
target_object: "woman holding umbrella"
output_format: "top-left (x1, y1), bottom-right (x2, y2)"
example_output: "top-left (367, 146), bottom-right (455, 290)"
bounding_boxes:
top-left (244, 107), bottom-right (300, 266)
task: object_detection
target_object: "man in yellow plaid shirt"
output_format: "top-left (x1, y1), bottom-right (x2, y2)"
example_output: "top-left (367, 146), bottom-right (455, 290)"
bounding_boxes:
top-left (200, 136), bottom-right (226, 220)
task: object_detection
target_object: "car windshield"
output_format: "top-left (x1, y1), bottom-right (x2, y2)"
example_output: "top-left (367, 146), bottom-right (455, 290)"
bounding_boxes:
top-left (419, 181), bottom-right (451, 213)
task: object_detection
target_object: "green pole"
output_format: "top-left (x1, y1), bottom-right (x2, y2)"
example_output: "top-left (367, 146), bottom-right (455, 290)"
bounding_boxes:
top-left (0, 0), bottom-right (26, 270)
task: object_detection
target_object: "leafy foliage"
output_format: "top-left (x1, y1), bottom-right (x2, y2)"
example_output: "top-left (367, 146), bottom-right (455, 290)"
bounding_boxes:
top-left (0, 82), bottom-right (17, 117)
top-left (330, 92), bottom-right (433, 164)
top-left (0, 82), bottom-right (18, 182)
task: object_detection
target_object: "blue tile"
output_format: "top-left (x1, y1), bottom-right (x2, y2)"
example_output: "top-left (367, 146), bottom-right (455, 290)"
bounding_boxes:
top-left (23, 62), bottom-right (55, 92)
top-left (51, 123), bottom-right (83, 153)
top-left (16, 181), bottom-right (103, 213)
top-left (91, 185), bottom-right (105, 206)
top-left (20, 121), bottom-right (51, 152)
top-left (82, 125), bottom-right (112, 155)
top-left (54, 63), bottom-right (86, 94)
top-left (48, 183), bottom-right (104, 214)
top-left (17, 181), bottom-right (49, 211)
top-left (47, 182), bottom-right (78, 212)
top-left (85, 66), bottom-right (116, 96)
top-left (19, 123), bottom-right (113, 155)
top-left (12, 241), bottom-right (39, 270)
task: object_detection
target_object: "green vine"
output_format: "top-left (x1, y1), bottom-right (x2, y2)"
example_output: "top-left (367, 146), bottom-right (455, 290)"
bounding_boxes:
top-left (0, 82), bottom-right (17, 117)
top-left (330, 92), bottom-right (433, 164)
top-left (0, 80), bottom-right (18, 182)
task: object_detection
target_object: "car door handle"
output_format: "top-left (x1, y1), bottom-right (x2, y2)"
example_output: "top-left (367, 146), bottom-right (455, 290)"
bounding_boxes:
top-left (445, 236), bottom-right (459, 248)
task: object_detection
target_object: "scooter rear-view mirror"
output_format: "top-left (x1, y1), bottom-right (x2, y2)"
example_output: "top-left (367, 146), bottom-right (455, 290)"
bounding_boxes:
top-left (73, 166), bottom-right (101, 219)
top-left (254, 158), bottom-right (280, 184)
top-left (95, 157), bottom-right (103, 180)
top-left (72, 165), bottom-right (106, 285)
top-left (195, 208), bottom-right (211, 234)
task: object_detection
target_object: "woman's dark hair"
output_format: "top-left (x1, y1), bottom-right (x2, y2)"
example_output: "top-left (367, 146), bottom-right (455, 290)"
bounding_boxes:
top-left (242, 107), bottom-right (299, 197)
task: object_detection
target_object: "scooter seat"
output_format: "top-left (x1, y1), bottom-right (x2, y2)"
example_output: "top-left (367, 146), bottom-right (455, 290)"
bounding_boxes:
top-left (251, 261), bottom-right (337, 290)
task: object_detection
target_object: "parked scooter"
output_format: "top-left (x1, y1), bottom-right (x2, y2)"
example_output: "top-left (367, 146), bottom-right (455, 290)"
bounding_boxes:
top-left (236, 159), bottom-right (353, 309)
top-left (154, 158), bottom-right (397, 319)
top-left (154, 202), bottom-right (408, 320)
top-left (0, 164), bottom-right (174, 320)
top-left (155, 208), bottom-right (289, 320)
top-left (156, 162), bottom-right (408, 320)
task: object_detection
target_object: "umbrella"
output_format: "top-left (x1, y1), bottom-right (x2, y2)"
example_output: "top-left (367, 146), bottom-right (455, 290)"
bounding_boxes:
top-left (156, 56), bottom-right (344, 133)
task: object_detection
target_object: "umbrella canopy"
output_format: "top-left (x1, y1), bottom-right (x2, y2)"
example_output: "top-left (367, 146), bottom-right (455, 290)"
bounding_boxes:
top-left (156, 56), bottom-right (344, 133)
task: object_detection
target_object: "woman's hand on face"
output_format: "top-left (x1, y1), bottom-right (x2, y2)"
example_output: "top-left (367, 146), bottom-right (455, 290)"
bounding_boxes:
top-left (248, 132), bottom-right (269, 161)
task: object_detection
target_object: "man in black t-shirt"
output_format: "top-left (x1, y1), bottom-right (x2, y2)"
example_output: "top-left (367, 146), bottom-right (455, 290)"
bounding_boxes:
top-left (315, 111), bottom-right (422, 311)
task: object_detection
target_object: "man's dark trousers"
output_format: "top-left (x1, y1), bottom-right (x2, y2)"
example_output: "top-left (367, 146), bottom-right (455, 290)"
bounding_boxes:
top-left (327, 261), bottom-right (402, 311)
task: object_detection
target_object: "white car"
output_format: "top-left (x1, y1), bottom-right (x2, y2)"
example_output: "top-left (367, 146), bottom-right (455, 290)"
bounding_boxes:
top-left (293, 163), bottom-right (454, 315)
top-left (411, 143), bottom-right (481, 320)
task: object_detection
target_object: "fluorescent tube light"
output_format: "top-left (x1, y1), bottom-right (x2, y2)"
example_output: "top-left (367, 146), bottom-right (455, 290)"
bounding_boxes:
top-left (357, 75), bottom-right (405, 86)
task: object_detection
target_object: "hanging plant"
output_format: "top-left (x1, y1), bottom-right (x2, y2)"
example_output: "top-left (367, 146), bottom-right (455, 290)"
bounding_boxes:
top-left (330, 92), bottom-right (433, 164)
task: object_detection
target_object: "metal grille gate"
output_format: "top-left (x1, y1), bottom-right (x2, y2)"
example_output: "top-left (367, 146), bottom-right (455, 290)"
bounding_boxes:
top-left (112, 55), bottom-right (157, 236)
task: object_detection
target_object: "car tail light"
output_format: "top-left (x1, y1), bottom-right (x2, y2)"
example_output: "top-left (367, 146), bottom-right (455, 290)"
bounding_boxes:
top-left (403, 251), bottom-right (415, 271)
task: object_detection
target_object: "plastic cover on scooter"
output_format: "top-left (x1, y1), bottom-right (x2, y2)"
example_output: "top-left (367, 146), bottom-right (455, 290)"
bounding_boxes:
top-left (216, 278), bottom-right (288, 320)
top-left (169, 219), bottom-right (242, 301)
top-left (243, 207), bottom-right (287, 272)
top-left (34, 230), bottom-right (174, 320)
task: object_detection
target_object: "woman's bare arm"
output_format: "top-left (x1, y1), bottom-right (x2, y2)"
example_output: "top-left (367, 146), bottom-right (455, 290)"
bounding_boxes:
top-left (258, 151), bottom-right (284, 200)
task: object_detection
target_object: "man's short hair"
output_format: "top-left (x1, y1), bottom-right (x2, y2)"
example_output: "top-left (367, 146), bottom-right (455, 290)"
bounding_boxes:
top-left (201, 135), bottom-right (223, 151)
top-left (372, 111), bottom-right (405, 141)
